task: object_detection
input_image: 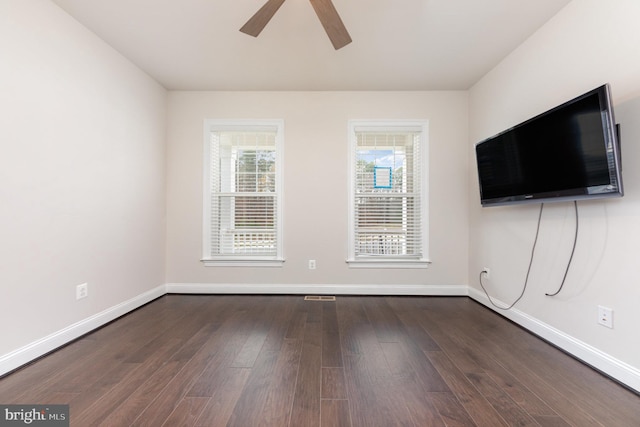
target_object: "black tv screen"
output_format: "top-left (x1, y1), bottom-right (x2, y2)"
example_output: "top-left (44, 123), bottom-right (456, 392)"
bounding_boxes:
top-left (475, 84), bottom-right (623, 207)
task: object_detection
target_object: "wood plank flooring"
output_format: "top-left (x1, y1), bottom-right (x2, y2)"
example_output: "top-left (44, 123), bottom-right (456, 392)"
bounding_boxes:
top-left (1, 295), bottom-right (638, 426)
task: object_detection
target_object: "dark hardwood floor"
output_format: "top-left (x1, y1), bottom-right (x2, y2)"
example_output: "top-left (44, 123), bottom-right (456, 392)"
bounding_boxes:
top-left (1, 295), bottom-right (638, 426)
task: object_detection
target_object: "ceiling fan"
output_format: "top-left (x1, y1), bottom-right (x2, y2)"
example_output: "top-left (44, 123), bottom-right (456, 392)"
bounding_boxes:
top-left (240, 0), bottom-right (352, 50)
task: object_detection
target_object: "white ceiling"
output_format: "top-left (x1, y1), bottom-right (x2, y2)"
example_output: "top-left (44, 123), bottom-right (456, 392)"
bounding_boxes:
top-left (50, 0), bottom-right (571, 91)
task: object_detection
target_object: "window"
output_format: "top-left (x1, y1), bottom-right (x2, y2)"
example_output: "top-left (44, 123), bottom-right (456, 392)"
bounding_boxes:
top-left (202, 120), bottom-right (284, 266)
top-left (347, 121), bottom-right (429, 268)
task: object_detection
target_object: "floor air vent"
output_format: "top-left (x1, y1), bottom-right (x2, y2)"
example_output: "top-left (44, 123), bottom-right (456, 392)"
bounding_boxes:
top-left (304, 295), bottom-right (336, 301)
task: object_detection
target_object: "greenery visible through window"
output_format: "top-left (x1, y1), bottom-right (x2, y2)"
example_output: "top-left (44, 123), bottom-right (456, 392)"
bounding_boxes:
top-left (348, 121), bottom-right (429, 267)
top-left (202, 121), bottom-right (283, 266)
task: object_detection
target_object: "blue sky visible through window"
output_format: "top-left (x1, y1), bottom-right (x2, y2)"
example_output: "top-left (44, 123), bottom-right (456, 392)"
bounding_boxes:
top-left (357, 149), bottom-right (405, 168)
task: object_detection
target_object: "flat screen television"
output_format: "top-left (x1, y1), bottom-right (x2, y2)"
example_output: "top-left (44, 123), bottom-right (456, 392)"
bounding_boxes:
top-left (475, 84), bottom-right (623, 207)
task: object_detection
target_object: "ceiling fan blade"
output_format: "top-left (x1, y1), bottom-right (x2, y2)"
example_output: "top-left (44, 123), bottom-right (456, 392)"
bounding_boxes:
top-left (240, 0), bottom-right (287, 37)
top-left (309, 0), bottom-right (352, 50)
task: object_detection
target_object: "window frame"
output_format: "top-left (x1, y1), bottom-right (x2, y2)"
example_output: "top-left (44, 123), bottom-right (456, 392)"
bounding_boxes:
top-left (202, 119), bottom-right (284, 267)
top-left (347, 120), bottom-right (430, 269)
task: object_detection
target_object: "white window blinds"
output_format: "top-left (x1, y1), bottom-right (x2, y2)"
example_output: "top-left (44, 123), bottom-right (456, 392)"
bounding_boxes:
top-left (348, 121), bottom-right (429, 267)
top-left (203, 121), bottom-right (283, 266)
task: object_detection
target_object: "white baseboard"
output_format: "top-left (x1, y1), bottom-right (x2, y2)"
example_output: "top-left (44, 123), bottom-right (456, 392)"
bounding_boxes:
top-left (468, 287), bottom-right (640, 394)
top-left (0, 284), bottom-right (167, 377)
top-left (3, 283), bottom-right (638, 395)
top-left (165, 282), bottom-right (470, 296)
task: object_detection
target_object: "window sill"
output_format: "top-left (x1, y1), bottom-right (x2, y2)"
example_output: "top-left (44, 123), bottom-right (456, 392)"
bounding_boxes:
top-left (346, 258), bottom-right (431, 269)
top-left (201, 258), bottom-right (285, 268)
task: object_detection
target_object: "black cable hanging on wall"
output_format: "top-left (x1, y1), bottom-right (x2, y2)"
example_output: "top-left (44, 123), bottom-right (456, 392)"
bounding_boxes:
top-left (480, 200), bottom-right (580, 309)
top-left (546, 200), bottom-right (579, 297)
top-left (479, 203), bottom-right (544, 310)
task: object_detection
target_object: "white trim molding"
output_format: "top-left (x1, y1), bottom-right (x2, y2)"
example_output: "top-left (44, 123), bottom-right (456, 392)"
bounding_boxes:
top-left (347, 120), bottom-right (430, 267)
top-left (165, 282), bottom-right (468, 296)
top-left (0, 284), bottom-right (166, 377)
top-left (202, 119), bottom-right (285, 266)
top-left (468, 287), bottom-right (640, 394)
top-left (2, 283), bottom-right (638, 395)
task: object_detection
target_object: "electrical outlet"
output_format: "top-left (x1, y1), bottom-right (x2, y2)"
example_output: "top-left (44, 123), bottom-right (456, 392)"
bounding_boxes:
top-left (76, 283), bottom-right (88, 300)
top-left (598, 305), bottom-right (613, 328)
top-left (482, 267), bottom-right (491, 279)
top-left (308, 260), bottom-right (316, 270)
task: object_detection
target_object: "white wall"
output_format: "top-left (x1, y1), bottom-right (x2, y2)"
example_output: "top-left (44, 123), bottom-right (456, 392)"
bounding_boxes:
top-left (166, 91), bottom-right (469, 291)
top-left (11, 0), bottom-right (640, 394)
top-left (469, 0), bottom-right (640, 386)
top-left (0, 0), bottom-right (166, 363)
